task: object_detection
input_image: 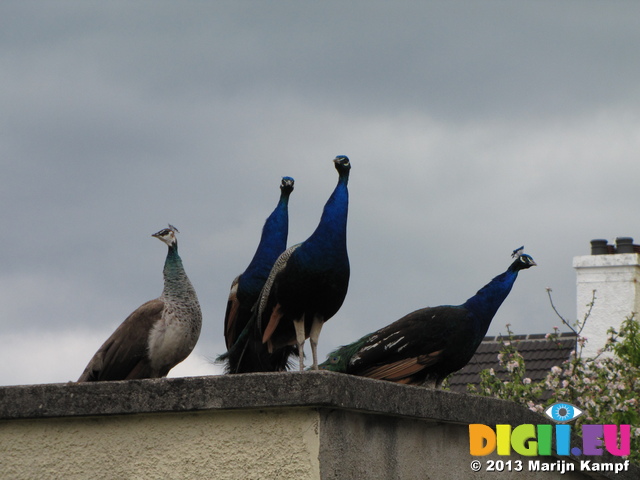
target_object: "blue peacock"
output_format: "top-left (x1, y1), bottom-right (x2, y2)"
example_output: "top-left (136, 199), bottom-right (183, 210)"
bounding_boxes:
top-left (222, 177), bottom-right (295, 373)
top-left (319, 248), bottom-right (536, 386)
top-left (78, 225), bottom-right (202, 381)
top-left (256, 155), bottom-right (351, 371)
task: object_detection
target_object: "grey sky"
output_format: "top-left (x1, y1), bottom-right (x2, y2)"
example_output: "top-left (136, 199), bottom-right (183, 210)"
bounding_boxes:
top-left (2, 2), bottom-right (640, 385)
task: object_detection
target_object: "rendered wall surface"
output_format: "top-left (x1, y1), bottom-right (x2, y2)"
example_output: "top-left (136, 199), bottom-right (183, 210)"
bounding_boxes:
top-left (0, 372), bottom-right (637, 480)
top-left (319, 410), bottom-right (595, 480)
top-left (1, 408), bottom-right (320, 480)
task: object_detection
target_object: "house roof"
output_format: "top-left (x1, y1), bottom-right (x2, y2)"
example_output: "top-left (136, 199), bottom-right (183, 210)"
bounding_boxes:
top-left (447, 332), bottom-right (577, 394)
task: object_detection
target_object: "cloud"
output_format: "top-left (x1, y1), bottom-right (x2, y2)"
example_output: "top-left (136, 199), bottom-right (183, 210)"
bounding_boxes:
top-left (0, 328), bottom-right (220, 387)
top-left (2, 2), bottom-right (640, 386)
top-left (0, 330), bottom-right (105, 386)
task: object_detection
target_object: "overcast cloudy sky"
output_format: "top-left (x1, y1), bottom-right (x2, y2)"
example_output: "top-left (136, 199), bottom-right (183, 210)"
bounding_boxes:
top-left (2, 2), bottom-right (639, 386)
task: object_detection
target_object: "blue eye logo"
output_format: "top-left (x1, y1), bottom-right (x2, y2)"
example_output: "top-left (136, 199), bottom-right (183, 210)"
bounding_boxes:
top-left (544, 402), bottom-right (584, 423)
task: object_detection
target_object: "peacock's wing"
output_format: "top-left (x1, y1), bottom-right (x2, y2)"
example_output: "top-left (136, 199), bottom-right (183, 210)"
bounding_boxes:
top-left (258, 243), bottom-right (301, 345)
top-left (347, 305), bottom-right (470, 382)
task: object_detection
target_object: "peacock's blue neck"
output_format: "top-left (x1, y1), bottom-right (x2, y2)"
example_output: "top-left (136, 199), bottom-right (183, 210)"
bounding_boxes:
top-left (241, 194), bottom-right (290, 293)
top-left (462, 267), bottom-right (519, 328)
top-left (304, 175), bottom-right (349, 253)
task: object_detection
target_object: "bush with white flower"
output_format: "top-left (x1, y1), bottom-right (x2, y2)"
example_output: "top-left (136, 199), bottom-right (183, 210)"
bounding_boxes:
top-left (469, 290), bottom-right (640, 465)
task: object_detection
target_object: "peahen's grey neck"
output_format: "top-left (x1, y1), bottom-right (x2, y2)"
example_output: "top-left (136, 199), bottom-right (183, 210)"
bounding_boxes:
top-left (162, 245), bottom-right (199, 304)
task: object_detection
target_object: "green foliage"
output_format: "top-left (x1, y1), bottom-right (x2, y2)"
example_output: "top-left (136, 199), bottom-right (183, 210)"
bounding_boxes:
top-left (609, 314), bottom-right (640, 368)
top-left (470, 293), bottom-right (640, 465)
top-left (468, 324), bottom-right (545, 403)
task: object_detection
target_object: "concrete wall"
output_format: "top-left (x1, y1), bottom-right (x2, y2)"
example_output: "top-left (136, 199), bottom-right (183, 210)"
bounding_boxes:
top-left (574, 253), bottom-right (640, 357)
top-left (319, 410), bottom-right (617, 480)
top-left (2, 409), bottom-right (319, 480)
top-left (1, 372), bottom-right (637, 480)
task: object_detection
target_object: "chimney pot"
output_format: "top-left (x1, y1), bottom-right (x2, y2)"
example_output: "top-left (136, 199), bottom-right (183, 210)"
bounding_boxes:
top-left (616, 237), bottom-right (635, 254)
top-left (590, 239), bottom-right (609, 255)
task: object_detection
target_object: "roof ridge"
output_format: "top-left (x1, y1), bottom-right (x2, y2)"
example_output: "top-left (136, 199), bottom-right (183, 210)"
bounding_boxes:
top-left (481, 331), bottom-right (577, 343)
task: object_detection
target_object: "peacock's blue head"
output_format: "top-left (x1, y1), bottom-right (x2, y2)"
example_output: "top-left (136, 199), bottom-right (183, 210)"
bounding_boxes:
top-left (280, 176), bottom-right (295, 193)
top-left (152, 224), bottom-right (179, 247)
top-left (333, 155), bottom-right (351, 174)
top-left (513, 253), bottom-right (536, 270)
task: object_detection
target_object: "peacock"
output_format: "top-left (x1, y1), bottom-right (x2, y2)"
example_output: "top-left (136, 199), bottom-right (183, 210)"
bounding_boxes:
top-left (222, 177), bottom-right (295, 373)
top-left (256, 155), bottom-right (351, 371)
top-left (319, 248), bottom-right (536, 387)
top-left (78, 225), bottom-right (202, 381)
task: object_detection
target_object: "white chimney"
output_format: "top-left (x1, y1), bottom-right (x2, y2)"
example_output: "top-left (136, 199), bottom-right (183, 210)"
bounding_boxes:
top-left (573, 237), bottom-right (640, 358)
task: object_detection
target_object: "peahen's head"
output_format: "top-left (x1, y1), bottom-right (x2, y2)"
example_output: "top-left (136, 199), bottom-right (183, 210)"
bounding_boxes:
top-left (152, 224), bottom-right (179, 247)
top-left (280, 176), bottom-right (295, 194)
top-left (333, 155), bottom-right (351, 174)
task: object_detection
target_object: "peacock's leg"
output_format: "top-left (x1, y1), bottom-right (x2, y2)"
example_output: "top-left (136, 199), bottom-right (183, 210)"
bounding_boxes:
top-left (293, 315), bottom-right (306, 371)
top-left (309, 316), bottom-right (324, 371)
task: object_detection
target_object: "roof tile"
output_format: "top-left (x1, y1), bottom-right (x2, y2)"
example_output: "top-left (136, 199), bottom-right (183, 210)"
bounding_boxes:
top-left (447, 332), bottom-right (576, 393)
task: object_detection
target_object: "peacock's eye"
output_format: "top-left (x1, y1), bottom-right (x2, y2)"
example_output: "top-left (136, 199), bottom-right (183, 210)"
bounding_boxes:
top-left (330, 355), bottom-right (339, 364)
